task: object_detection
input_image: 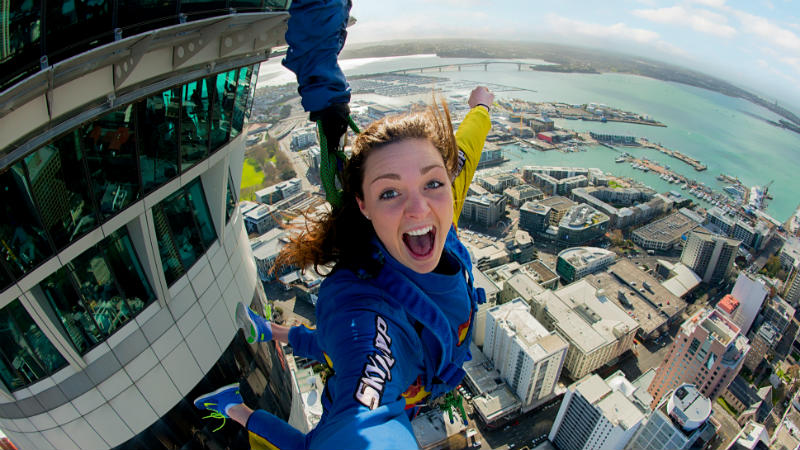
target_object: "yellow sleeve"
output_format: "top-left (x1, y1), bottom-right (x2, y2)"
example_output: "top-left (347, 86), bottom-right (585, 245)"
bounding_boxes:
top-left (452, 106), bottom-right (491, 227)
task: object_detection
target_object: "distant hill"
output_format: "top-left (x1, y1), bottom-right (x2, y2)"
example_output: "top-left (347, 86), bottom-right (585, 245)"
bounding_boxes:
top-left (341, 39), bottom-right (800, 128)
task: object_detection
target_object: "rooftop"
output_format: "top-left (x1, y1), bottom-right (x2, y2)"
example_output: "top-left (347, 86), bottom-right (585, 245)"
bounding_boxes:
top-left (660, 261), bottom-right (703, 298)
top-left (632, 210), bottom-right (701, 243)
top-left (572, 372), bottom-right (647, 430)
top-left (665, 384), bottom-right (712, 432)
top-left (489, 299), bottom-right (568, 360)
top-left (717, 294), bottom-right (740, 315)
top-left (586, 259), bottom-right (685, 336)
top-left (557, 247), bottom-right (616, 270)
top-left (527, 260), bottom-right (560, 284)
top-left (538, 196), bottom-right (577, 212)
top-left (534, 280), bottom-right (639, 353)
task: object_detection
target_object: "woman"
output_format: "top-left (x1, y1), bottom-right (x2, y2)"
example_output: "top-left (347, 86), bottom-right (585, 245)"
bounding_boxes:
top-left (195, 87), bottom-right (494, 450)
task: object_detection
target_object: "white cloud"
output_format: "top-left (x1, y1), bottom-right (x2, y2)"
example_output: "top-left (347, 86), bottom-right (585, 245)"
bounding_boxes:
top-left (633, 6), bottom-right (737, 38)
top-left (734, 11), bottom-right (800, 51)
top-left (781, 56), bottom-right (800, 74)
top-left (690, 0), bottom-right (727, 7)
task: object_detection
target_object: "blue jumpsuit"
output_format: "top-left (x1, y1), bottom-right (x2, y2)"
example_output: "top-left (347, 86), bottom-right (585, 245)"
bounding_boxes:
top-left (245, 227), bottom-right (484, 450)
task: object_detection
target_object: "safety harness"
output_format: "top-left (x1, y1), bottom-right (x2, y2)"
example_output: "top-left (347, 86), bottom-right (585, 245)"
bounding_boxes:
top-left (316, 117), bottom-right (360, 208)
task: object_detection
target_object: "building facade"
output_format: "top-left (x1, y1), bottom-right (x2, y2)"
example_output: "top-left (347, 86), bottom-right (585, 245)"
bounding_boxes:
top-left (647, 309), bottom-right (750, 409)
top-left (484, 299), bottom-right (568, 412)
top-left (556, 247), bottom-right (616, 284)
top-left (549, 371), bottom-right (649, 450)
top-left (461, 194), bottom-right (506, 228)
top-left (0, 4), bottom-right (294, 449)
top-left (557, 205), bottom-right (610, 245)
top-left (680, 229), bottom-right (740, 284)
top-left (626, 384), bottom-right (715, 450)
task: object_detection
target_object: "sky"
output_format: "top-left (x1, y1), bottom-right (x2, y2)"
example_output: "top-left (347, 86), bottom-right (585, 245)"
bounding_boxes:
top-left (346, 0), bottom-right (800, 112)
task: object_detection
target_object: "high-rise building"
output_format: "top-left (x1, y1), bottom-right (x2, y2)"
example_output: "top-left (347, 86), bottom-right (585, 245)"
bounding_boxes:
top-left (0, 3), bottom-right (293, 449)
top-left (484, 299), bottom-right (568, 412)
top-left (719, 273), bottom-right (769, 335)
top-left (461, 194), bottom-right (506, 228)
top-left (680, 229), bottom-right (740, 284)
top-left (626, 384), bottom-right (716, 450)
top-left (784, 262), bottom-right (800, 305)
top-left (647, 309), bottom-right (750, 409)
top-left (549, 371), bottom-right (650, 450)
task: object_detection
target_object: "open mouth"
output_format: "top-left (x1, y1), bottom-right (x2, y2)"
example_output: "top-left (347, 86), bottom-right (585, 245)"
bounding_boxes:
top-left (402, 225), bottom-right (436, 258)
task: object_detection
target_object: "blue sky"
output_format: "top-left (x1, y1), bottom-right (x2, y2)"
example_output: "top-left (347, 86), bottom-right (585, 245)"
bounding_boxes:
top-left (347, 0), bottom-right (800, 111)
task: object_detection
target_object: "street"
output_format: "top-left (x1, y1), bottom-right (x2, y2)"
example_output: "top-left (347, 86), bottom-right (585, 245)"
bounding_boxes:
top-left (477, 400), bottom-right (561, 450)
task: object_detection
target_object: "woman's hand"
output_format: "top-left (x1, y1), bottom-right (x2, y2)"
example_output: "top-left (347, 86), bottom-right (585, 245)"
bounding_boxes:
top-left (468, 86), bottom-right (494, 111)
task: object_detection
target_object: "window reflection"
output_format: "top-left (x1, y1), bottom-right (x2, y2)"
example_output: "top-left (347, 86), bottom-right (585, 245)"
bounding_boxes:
top-left (25, 132), bottom-right (98, 248)
top-left (83, 105), bottom-right (141, 219)
top-left (0, 299), bottom-right (67, 391)
top-left (139, 88), bottom-right (181, 192)
top-left (41, 229), bottom-right (155, 355)
top-left (231, 66), bottom-right (252, 138)
top-left (0, 164), bottom-right (53, 278)
top-left (181, 81), bottom-right (210, 170)
top-left (225, 174), bottom-right (237, 223)
top-left (210, 70), bottom-right (237, 152)
top-left (153, 179), bottom-right (218, 286)
top-left (44, 0), bottom-right (113, 65)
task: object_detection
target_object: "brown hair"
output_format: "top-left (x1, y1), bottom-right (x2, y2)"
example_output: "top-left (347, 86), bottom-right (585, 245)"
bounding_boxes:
top-left (274, 98), bottom-right (457, 275)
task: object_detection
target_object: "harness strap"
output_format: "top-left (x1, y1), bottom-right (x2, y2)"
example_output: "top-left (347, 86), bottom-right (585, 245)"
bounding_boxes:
top-left (317, 117), bottom-right (360, 208)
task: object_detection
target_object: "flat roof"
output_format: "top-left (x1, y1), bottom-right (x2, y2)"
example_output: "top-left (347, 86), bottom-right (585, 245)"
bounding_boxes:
top-left (661, 263), bottom-right (702, 298)
top-left (573, 373), bottom-right (646, 430)
top-left (488, 300), bottom-right (568, 360)
top-left (632, 210), bottom-right (701, 244)
top-left (504, 272), bottom-right (546, 301)
top-left (538, 195), bottom-right (576, 211)
top-left (463, 344), bottom-right (521, 421)
top-left (586, 260), bottom-right (686, 336)
top-left (558, 247), bottom-right (615, 271)
top-left (534, 280), bottom-right (639, 353)
top-left (717, 294), bottom-right (739, 315)
top-left (527, 260), bottom-right (559, 284)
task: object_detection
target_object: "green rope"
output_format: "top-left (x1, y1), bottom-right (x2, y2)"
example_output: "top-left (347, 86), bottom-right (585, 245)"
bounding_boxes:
top-left (317, 117), bottom-right (361, 208)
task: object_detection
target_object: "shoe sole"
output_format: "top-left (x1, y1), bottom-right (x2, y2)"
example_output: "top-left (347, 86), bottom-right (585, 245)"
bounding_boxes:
top-left (236, 302), bottom-right (256, 344)
top-left (193, 382), bottom-right (240, 410)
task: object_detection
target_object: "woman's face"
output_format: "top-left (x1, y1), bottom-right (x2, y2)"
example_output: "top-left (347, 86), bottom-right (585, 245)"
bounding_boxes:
top-left (356, 138), bottom-right (454, 274)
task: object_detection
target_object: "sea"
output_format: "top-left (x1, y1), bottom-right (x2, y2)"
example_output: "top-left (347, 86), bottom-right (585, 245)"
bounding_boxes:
top-left (258, 54), bottom-right (800, 222)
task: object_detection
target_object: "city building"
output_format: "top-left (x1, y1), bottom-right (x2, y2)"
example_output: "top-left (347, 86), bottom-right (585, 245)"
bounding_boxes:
top-left (531, 280), bottom-right (639, 379)
top-left (410, 409), bottom-right (470, 450)
top-left (647, 308), bottom-right (750, 408)
top-left (484, 299), bottom-right (568, 412)
top-left (557, 204), bottom-right (610, 245)
top-left (556, 247), bottom-right (616, 283)
top-left (724, 421), bottom-right (770, 450)
top-left (499, 272), bottom-right (547, 305)
top-left (632, 210), bottom-right (702, 251)
top-left (462, 343), bottom-right (521, 428)
top-left (706, 207), bottom-right (770, 250)
top-left (549, 371), bottom-right (650, 450)
top-left (527, 260), bottom-right (560, 289)
top-left (680, 229), bottom-right (740, 284)
top-left (784, 262), bottom-right (800, 305)
top-left (0, 4), bottom-right (291, 449)
top-left (471, 269), bottom-right (500, 347)
top-left (761, 295), bottom-right (795, 335)
top-left (477, 173), bottom-right (520, 194)
top-left (585, 259), bottom-right (686, 340)
top-left (476, 145), bottom-right (505, 169)
top-left (504, 230), bottom-right (536, 264)
top-left (290, 130), bottom-right (316, 150)
top-left (251, 228), bottom-right (290, 282)
top-left (460, 194), bottom-right (506, 228)
top-left (626, 384), bottom-right (716, 450)
top-left (255, 177), bottom-right (303, 205)
top-left (520, 202), bottom-right (552, 234)
top-left (743, 322), bottom-right (779, 371)
top-left (522, 166), bottom-right (604, 196)
top-left (504, 184), bottom-right (544, 208)
top-left (243, 203), bottom-right (278, 235)
top-left (658, 260), bottom-right (703, 299)
top-left (779, 237), bottom-right (800, 270)
top-left (286, 360), bottom-right (323, 434)
top-left (571, 186), bottom-right (670, 229)
top-left (537, 196), bottom-right (578, 226)
top-left (718, 273), bottom-right (769, 335)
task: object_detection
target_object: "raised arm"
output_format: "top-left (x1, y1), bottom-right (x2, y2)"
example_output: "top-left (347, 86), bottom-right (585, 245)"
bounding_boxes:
top-left (452, 87), bottom-right (494, 226)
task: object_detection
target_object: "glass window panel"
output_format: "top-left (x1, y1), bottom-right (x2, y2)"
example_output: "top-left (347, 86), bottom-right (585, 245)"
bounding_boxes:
top-left (68, 244), bottom-right (127, 337)
top-left (210, 71), bottom-right (236, 152)
top-left (152, 204), bottom-right (185, 286)
top-left (25, 132), bottom-right (98, 249)
top-left (138, 88), bottom-right (180, 192)
top-left (82, 105), bottom-right (141, 219)
top-left (0, 299), bottom-right (67, 390)
top-left (245, 63), bottom-right (259, 119)
top-left (45, 0), bottom-right (113, 66)
top-left (41, 268), bottom-right (103, 354)
top-left (153, 179), bottom-right (216, 285)
top-left (117, 0), bottom-right (177, 38)
top-left (180, 81), bottom-right (210, 171)
top-left (0, 0), bottom-right (43, 91)
top-left (186, 180), bottom-right (217, 247)
top-left (0, 164), bottom-right (53, 278)
top-left (231, 66), bottom-right (252, 138)
top-left (103, 230), bottom-right (155, 315)
top-left (0, 264), bottom-right (12, 291)
top-left (225, 175), bottom-right (237, 223)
